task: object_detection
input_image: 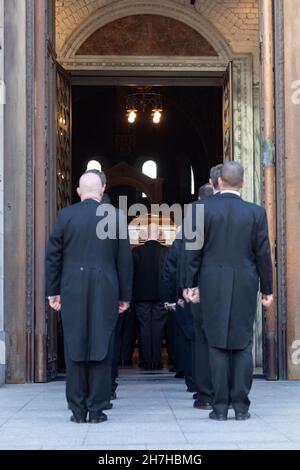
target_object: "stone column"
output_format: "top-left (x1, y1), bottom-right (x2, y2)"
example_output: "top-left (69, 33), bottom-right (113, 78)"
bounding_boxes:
top-left (253, 83), bottom-right (263, 368)
top-left (284, 0), bottom-right (300, 379)
top-left (0, 0), bottom-right (5, 386)
top-left (4, 0), bottom-right (28, 383)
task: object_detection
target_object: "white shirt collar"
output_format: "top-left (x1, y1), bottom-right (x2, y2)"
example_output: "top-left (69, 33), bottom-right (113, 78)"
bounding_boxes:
top-left (220, 190), bottom-right (241, 196)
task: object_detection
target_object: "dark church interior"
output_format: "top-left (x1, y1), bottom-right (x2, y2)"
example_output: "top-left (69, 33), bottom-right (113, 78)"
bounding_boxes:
top-left (72, 85), bottom-right (223, 207)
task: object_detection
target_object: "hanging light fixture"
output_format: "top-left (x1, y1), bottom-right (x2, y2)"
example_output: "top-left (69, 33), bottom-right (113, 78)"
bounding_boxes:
top-left (126, 87), bottom-right (163, 124)
top-left (127, 109), bottom-right (137, 124)
top-left (152, 109), bottom-right (162, 124)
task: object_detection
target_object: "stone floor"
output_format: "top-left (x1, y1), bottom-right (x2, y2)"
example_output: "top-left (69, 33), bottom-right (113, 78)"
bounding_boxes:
top-left (0, 372), bottom-right (300, 450)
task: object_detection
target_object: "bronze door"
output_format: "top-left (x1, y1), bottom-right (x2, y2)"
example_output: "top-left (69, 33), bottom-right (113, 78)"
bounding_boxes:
top-left (46, 63), bottom-right (72, 380)
top-left (56, 64), bottom-right (72, 211)
top-left (222, 61), bottom-right (233, 161)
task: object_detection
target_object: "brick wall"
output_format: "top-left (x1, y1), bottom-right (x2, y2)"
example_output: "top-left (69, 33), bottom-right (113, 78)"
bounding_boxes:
top-left (56, 0), bottom-right (259, 58)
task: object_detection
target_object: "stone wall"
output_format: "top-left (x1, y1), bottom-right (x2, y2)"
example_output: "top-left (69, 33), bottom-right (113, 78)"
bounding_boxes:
top-left (3, 0), bottom-right (28, 384)
top-left (284, 0), bottom-right (300, 380)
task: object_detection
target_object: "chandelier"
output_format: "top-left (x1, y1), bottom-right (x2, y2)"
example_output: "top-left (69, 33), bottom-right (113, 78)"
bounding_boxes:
top-left (126, 87), bottom-right (163, 124)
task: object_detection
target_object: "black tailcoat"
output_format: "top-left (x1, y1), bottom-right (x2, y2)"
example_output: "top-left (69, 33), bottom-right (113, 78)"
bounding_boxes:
top-left (46, 199), bottom-right (133, 362)
top-left (185, 193), bottom-right (273, 350)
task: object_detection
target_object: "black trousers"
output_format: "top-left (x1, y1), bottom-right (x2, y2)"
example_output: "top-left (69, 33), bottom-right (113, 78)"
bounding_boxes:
top-left (174, 305), bottom-right (195, 389)
top-left (191, 304), bottom-right (213, 403)
top-left (209, 341), bottom-right (253, 415)
top-left (111, 314), bottom-right (124, 393)
top-left (165, 310), bottom-right (176, 366)
top-left (64, 338), bottom-right (113, 417)
top-left (135, 302), bottom-right (168, 363)
top-left (119, 306), bottom-right (136, 364)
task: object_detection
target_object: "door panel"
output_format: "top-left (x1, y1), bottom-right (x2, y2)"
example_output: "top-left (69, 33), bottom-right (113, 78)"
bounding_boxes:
top-left (56, 64), bottom-right (72, 211)
top-left (46, 63), bottom-right (72, 380)
top-left (223, 61), bottom-right (233, 161)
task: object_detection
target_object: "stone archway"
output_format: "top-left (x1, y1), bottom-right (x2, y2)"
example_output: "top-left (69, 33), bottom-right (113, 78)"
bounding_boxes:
top-left (59, 0), bottom-right (232, 62)
top-left (58, 1), bottom-right (254, 202)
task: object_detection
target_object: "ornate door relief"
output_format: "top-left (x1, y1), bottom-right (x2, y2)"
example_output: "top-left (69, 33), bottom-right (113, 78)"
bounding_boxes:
top-left (223, 61), bottom-right (233, 161)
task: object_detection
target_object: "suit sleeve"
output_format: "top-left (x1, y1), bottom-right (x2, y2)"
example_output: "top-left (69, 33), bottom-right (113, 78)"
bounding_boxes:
top-left (117, 211), bottom-right (133, 302)
top-left (45, 211), bottom-right (64, 297)
top-left (163, 242), bottom-right (178, 303)
top-left (183, 203), bottom-right (204, 288)
top-left (254, 209), bottom-right (273, 295)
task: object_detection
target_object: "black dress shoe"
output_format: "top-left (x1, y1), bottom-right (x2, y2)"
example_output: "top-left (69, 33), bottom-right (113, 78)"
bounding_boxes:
top-left (209, 411), bottom-right (227, 421)
top-left (111, 391), bottom-right (117, 400)
top-left (235, 412), bottom-right (251, 421)
top-left (193, 392), bottom-right (200, 400)
top-left (70, 414), bottom-right (87, 423)
top-left (193, 400), bottom-right (213, 410)
top-left (103, 402), bottom-right (113, 410)
top-left (187, 386), bottom-right (198, 393)
top-left (88, 412), bottom-right (108, 424)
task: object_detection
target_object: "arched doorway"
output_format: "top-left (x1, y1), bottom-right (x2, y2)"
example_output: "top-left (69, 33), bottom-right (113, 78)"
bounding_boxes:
top-left (51, 6), bottom-right (256, 380)
top-left (2, 1), bottom-right (261, 384)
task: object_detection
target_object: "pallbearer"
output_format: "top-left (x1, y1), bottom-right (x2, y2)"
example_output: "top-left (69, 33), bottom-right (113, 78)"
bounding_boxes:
top-left (185, 162), bottom-right (273, 420)
top-left (46, 173), bottom-right (133, 423)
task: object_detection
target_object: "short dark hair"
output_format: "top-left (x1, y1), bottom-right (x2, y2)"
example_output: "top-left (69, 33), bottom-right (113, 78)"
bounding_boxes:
top-left (85, 169), bottom-right (107, 186)
top-left (210, 164), bottom-right (223, 190)
top-left (221, 161), bottom-right (244, 187)
top-left (198, 183), bottom-right (214, 200)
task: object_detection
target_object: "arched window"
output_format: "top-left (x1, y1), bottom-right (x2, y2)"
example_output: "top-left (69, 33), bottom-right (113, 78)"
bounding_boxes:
top-left (86, 160), bottom-right (102, 172)
top-left (191, 165), bottom-right (195, 195)
top-left (142, 160), bottom-right (157, 179)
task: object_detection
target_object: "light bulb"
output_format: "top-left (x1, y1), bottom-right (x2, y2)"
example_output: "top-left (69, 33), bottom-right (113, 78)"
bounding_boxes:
top-left (128, 110), bottom-right (137, 123)
top-left (152, 110), bottom-right (162, 124)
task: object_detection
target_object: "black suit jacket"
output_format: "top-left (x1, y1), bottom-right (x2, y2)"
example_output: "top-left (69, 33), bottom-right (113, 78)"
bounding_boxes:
top-left (185, 193), bottom-right (273, 349)
top-left (163, 237), bottom-right (182, 304)
top-left (46, 199), bottom-right (133, 362)
top-left (133, 240), bottom-right (168, 302)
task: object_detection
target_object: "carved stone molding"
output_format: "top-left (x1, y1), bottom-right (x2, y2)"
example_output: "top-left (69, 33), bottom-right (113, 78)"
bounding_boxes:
top-left (61, 56), bottom-right (228, 71)
top-left (232, 55), bottom-right (254, 202)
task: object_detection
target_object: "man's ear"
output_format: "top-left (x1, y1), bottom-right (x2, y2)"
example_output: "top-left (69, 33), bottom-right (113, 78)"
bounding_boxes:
top-left (76, 187), bottom-right (81, 198)
top-left (240, 180), bottom-right (245, 189)
top-left (217, 176), bottom-right (223, 189)
top-left (209, 178), bottom-right (214, 189)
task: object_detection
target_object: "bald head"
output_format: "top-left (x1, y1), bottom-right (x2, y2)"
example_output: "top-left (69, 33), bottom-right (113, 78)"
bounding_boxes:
top-left (219, 161), bottom-right (244, 190)
top-left (77, 172), bottom-right (103, 201)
